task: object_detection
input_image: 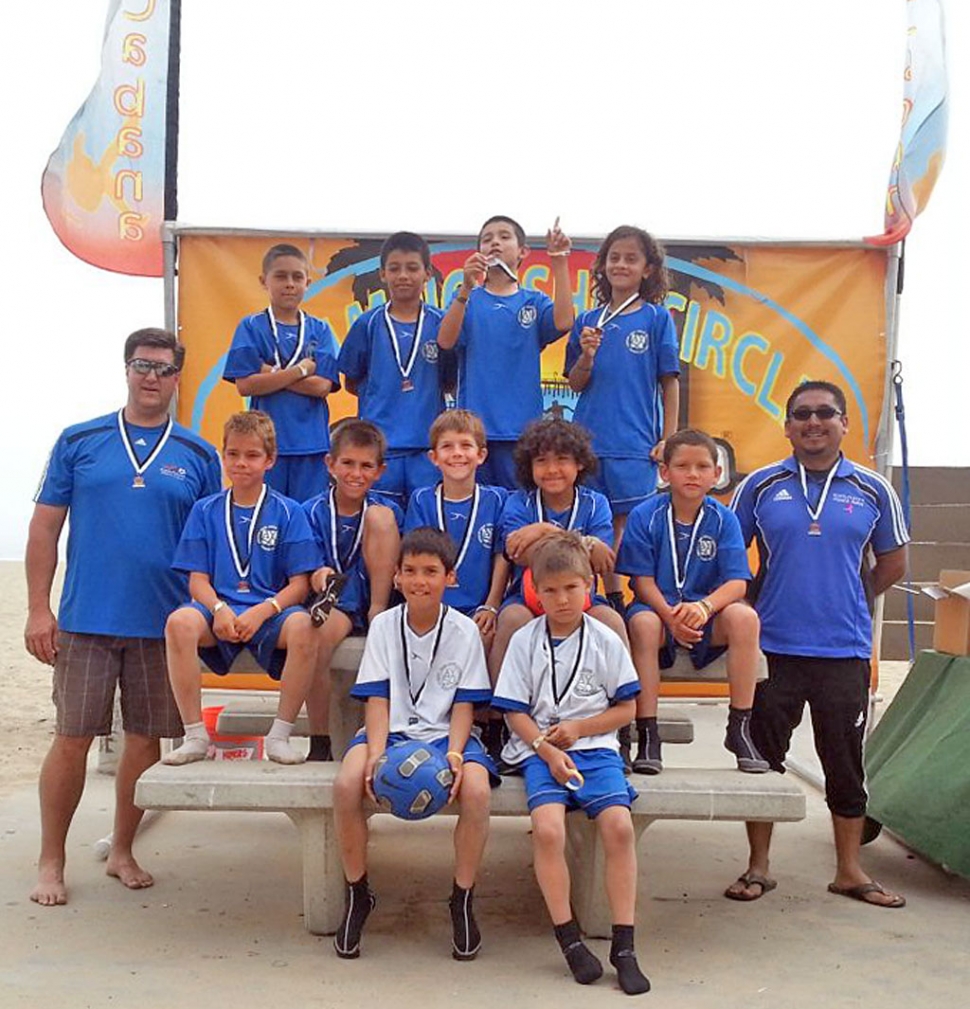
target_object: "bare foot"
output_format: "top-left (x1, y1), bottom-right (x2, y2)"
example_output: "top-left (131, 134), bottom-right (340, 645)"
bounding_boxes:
top-left (106, 853), bottom-right (154, 890)
top-left (30, 862), bottom-right (68, 906)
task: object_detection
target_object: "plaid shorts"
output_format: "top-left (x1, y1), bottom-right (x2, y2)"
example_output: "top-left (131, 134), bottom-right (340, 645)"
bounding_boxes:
top-left (53, 631), bottom-right (182, 738)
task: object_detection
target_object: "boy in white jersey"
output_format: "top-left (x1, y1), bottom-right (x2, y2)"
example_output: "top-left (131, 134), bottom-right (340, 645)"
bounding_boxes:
top-left (493, 532), bottom-right (649, 994)
top-left (332, 528), bottom-right (496, 960)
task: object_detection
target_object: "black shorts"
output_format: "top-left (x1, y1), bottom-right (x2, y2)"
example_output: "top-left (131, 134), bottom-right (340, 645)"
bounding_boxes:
top-left (751, 653), bottom-right (870, 818)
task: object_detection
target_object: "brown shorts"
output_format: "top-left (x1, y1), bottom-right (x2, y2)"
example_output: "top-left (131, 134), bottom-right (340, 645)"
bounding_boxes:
top-left (52, 632), bottom-right (183, 738)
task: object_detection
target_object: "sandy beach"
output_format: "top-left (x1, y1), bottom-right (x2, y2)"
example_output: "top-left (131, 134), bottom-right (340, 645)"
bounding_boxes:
top-left (1, 559), bottom-right (967, 1008)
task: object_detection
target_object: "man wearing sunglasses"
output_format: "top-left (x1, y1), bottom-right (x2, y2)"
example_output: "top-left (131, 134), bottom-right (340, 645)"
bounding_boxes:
top-left (724, 380), bottom-right (909, 908)
top-left (24, 328), bottom-right (222, 907)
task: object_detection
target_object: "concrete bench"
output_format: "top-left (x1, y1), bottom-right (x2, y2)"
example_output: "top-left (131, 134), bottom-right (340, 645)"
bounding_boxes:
top-left (135, 761), bottom-right (804, 939)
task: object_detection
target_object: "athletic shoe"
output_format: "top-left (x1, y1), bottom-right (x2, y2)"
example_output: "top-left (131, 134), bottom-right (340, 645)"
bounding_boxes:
top-left (725, 710), bottom-right (770, 773)
top-left (333, 880), bottom-right (376, 959)
top-left (632, 723), bottom-right (662, 775)
top-left (449, 885), bottom-right (481, 960)
top-left (308, 572), bottom-right (347, 627)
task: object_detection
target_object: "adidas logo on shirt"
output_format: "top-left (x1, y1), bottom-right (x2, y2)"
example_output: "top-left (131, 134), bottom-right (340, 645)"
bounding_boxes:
top-left (773, 488), bottom-right (793, 501)
top-left (134, 437), bottom-right (147, 447)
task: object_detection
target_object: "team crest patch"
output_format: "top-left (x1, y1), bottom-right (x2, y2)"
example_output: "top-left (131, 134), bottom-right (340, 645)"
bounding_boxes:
top-left (696, 535), bottom-right (717, 560)
top-left (257, 526), bottom-right (279, 550)
top-left (160, 463), bottom-right (187, 481)
top-left (437, 662), bottom-right (462, 690)
top-left (573, 670), bottom-right (600, 697)
top-left (477, 523), bottom-right (494, 548)
top-left (625, 330), bottom-right (649, 354)
top-left (421, 342), bottom-right (439, 362)
top-left (517, 305), bottom-right (538, 328)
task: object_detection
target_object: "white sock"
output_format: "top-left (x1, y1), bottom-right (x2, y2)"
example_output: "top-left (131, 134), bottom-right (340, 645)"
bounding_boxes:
top-left (265, 719), bottom-right (305, 764)
top-left (162, 722), bottom-right (210, 765)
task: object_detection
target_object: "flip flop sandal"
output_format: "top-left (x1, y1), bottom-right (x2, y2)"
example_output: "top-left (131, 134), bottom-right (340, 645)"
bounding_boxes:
top-left (827, 881), bottom-right (906, 908)
top-left (724, 871), bottom-right (777, 901)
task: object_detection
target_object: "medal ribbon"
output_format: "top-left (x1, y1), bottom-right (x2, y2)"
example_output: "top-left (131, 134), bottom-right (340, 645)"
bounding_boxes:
top-left (797, 458), bottom-right (840, 526)
top-left (596, 292), bottom-right (640, 330)
top-left (666, 502), bottom-right (705, 599)
top-left (435, 484), bottom-right (480, 578)
top-left (383, 303), bottom-right (425, 383)
top-left (117, 409), bottom-right (173, 482)
top-left (265, 307), bottom-right (306, 370)
top-left (400, 603), bottom-right (448, 709)
top-left (544, 616), bottom-right (588, 711)
top-left (224, 485), bottom-right (268, 583)
top-left (328, 487), bottom-right (367, 573)
top-left (535, 488), bottom-right (581, 530)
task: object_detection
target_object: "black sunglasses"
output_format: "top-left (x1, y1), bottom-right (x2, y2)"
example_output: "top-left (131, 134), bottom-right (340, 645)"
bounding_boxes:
top-left (788, 406), bottom-right (843, 422)
top-left (127, 358), bottom-right (180, 379)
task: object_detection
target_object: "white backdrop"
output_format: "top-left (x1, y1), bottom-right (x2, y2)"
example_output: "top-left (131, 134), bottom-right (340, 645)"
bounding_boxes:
top-left (0, 0), bottom-right (966, 559)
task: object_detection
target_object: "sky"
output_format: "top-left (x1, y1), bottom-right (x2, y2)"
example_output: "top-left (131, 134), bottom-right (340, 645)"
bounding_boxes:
top-left (0, 0), bottom-right (966, 559)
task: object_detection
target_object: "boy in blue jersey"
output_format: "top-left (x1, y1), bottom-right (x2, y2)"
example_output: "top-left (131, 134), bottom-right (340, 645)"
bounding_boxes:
top-left (487, 419), bottom-right (627, 762)
top-left (437, 216), bottom-right (574, 489)
top-left (405, 410), bottom-right (509, 648)
top-left (223, 243), bottom-right (341, 502)
top-left (617, 429), bottom-right (768, 775)
top-left (333, 528), bottom-right (496, 961)
top-left (26, 328), bottom-right (222, 906)
top-left (565, 225), bottom-right (681, 611)
top-left (492, 533), bottom-right (649, 994)
top-left (303, 420), bottom-right (403, 761)
top-left (724, 382), bottom-right (908, 907)
top-left (338, 232), bottom-right (445, 505)
top-left (162, 411), bottom-right (323, 766)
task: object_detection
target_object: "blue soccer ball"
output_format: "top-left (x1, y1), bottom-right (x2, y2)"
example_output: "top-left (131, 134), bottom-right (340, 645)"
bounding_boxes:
top-left (372, 740), bottom-right (454, 821)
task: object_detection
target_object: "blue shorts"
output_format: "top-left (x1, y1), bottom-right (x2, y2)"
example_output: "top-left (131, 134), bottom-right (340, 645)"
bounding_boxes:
top-left (585, 457), bottom-right (658, 515)
top-left (521, 749), bottom-right (637, 819)
top-left (375, 450), bottom-right (439, 507)
top-left (626, 602), bottom-right (726, 669)
top-left (478, 441), bottom-right (518, 491)
top-left (346, 729), bottom-right (500, 785)
top-left (266, 453), bottom-right (327, 503)
top-left (185, 600), bottom-right (305, 680)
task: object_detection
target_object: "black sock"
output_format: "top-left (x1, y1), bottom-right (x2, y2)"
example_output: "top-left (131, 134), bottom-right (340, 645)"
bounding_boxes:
top-left (610, 925), bottom-right (650, 995)
top-left (554, 919), bottom-right (603, 985)
top-left (449, 881), bottom-right (481, 960)
top-left (307, 734), bottom-right (332, 762)
top-left (333, 874), bottom-right (376, 958)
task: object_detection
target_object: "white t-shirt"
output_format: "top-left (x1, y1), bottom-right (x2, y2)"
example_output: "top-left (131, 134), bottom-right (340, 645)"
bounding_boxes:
top-left (493, 614), bottom-right (640, 765)
top-left (351, 603), bottom-right (492, 741)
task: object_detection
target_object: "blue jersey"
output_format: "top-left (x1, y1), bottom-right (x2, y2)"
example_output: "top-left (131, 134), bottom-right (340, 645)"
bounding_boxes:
top-left (173, 487), bottom-right (322, 608)
top-left (338, 304), bottom-right (445, 451)
top-left (453, 286), bottom-right (563, 441)
top-left (498, 485), bottom-right (613, 595)
top-left (615, 493), bottom-right (750, 606)
top-left (565, 302), bottom-right (680, 460)
top-left (303, 489), bottom-right (404, 618)
top-left (405, 483), bottom-right (508, 612)
top-left (35, 410), bottom-right (222, 638)
top-left (223, 310), bottom-right (341, 455)
top-left (730, 455), bottom-right (909, 659)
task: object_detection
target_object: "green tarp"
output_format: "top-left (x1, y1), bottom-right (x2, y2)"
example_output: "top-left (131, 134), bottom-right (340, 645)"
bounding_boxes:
top-left (866, 650), bottom-right (970, 878)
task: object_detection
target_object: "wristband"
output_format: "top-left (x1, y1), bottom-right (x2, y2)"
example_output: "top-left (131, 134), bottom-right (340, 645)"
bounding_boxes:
top-left (212, 600), bottom-right (226, 615)
top-left (296, 361), bottom-right (308, 378)
top-left (475, 604), bottom-right (498, 615)
top-left (268, 597), bottom-right (283, 615)
top-left (548, 250), bottom-right (570, 258)
top-left (581, 535), bottom-right (596, 553)
top-left (696, 598), bottom-right (714, 620)
top-left (455, 293), bottom-right (469, 305)
top-left (531, 734), bottom-right (547, 752)
top-left (446, 751), bottom-right (464, 764)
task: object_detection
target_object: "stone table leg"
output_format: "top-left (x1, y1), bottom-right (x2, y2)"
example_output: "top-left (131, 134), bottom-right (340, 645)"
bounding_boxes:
top-left (286, 808), bottom-right (343, 934)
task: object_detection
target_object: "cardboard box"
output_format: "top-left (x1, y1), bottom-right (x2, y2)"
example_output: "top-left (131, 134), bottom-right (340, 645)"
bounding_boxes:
top-left (922, 570), bottom-right (970, 656)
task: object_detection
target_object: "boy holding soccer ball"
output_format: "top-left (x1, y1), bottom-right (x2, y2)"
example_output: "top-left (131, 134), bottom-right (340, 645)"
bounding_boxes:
top-left (333, 528), bottom-right (497, 960)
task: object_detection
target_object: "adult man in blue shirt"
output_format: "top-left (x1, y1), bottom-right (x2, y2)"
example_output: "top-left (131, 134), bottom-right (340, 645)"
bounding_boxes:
top-left (725, 380), bottom-right (908, 908)
top-left (24, 328), bottom-right (222, 906)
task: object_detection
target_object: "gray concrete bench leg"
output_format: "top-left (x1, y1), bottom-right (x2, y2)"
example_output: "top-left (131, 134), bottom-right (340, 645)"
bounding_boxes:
top-left (565, 814), bottom-right (654, 939)
top-left (285, 809), bottom-right (343, 935)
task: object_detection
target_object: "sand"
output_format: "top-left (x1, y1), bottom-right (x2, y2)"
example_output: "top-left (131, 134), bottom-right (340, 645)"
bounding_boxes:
top-left (1, 560), bottom-right (967, 1008)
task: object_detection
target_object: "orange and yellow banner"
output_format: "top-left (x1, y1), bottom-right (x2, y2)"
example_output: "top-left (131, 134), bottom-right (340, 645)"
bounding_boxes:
top-left (175, 230), bottom-right (891, 489)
